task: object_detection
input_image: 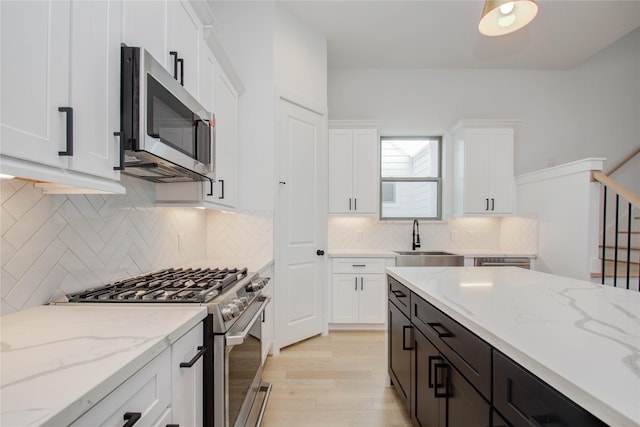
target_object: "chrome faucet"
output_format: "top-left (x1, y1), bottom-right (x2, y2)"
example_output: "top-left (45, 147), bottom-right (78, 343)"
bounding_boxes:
top-left (412, 219), bottom-right (421, 250)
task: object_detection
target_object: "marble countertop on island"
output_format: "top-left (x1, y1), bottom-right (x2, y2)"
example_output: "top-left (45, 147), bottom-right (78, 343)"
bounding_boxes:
top-left (0, 304), bottom-right (207, 427)
top-left (386, 266), bottom-right (640, 427)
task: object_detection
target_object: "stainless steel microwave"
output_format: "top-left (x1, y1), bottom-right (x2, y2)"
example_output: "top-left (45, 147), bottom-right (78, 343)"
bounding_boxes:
top-left (119, 45), bottom-right (214, 183)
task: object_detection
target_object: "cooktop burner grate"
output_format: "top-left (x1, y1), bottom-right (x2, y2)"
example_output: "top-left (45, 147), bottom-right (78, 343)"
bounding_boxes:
top-left (67, 267), bottom-right (248, 303)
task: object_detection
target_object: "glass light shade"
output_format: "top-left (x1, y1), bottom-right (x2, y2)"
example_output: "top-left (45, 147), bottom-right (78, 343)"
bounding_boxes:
top-left (478, 0), bottom-right (538, 36)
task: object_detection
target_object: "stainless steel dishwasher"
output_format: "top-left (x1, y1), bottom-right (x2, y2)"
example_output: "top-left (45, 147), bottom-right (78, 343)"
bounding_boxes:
top-left (474, 257), bottom-right (531, 269)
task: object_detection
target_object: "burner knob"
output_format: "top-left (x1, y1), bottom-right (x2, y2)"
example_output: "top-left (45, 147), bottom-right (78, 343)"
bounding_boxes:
top-left (234, 297), bottom-right (249, 309)
top-left (221, 303), bottom-right (240, 321)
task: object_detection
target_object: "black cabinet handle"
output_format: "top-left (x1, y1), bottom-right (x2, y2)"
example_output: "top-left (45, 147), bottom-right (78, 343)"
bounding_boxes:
top-left (427, 322), bottom-right (453, 338)
top-left (360, 277), bottom-right (363, 290)
top-left (166, 425), bottom-right (180, 427)
top-left (170, 51), bottom-right (178, 80)
top-left (433, 362), bottom-right (450, 398)
top-left (123, 412), bottom-right (141, 427)
top-left (352, 264), bottom-right (366, 267)
top-left (218, 179), bottom-right (224, 199)
top-left (531, 414), bottom-right (562, 426)
top-left (177, 57), bottom-right (184, 86)
top-left (391, 290), bottom-right (406, 298)
top-left (58, 107), bottom-right (73, 156)
top-left (491, 198), bottom-right (495, 211)
top-left (354, 198), bottom-right (357, 211)
top-left (402, 325), bottom-right (414, 350)
top-left (179, 346), bottom-right (206, 368)
top-left (316, 249), bottom-right (325, 256)
top-left (428, 355), bottom-right (444, 388)
top-left (485, 198), bottom-right (489, 210)
top-left (349, 198), bottom-right (352, 210)
top-left (355, 277), bottom-right (358, 291)
top-left (113, 131), bottom-right (125, 170)
top-left (206, 178), bottom-right (214, 196)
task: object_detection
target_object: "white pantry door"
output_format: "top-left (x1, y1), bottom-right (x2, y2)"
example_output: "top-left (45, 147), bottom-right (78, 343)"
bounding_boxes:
top-left (276, 98), bottom-right (327, 349)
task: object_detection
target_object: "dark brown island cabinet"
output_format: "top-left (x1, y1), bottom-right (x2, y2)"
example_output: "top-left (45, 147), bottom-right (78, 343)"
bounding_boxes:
top-left (387, 276), bottom-right (608, 427)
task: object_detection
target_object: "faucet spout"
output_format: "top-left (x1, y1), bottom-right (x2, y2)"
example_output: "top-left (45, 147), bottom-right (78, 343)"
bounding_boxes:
top-left (412, 219), bottom-right (421, 250)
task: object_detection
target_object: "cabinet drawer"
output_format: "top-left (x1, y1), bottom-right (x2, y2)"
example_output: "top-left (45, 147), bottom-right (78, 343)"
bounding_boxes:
top-left (388, 276), bottom-right (410, 317)
top-left (411, 293), bottom-right (491, 400)
top-left (493, 351), bottom-right (607, 427)
top-left (333, 257), bottom-right (387, 274)
top-left (71, 349), bottom-right (171, 426)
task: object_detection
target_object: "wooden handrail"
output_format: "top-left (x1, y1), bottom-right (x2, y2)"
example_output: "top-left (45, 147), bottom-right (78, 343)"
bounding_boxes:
top-left (606, 146), bottom-right (640, 176)
top-left (592, 171), bottom-right (640, 208)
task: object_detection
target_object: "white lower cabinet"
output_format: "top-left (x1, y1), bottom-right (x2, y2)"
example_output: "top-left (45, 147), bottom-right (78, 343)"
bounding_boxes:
top-left (71, 322), bottom-right (203, 427)
top-left (330, 257), bottom-right (393, 326)
top-left (70, 349), bottom-right (172, 427)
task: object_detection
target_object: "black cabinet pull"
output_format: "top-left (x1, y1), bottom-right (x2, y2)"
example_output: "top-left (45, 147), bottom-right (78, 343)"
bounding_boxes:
top-left (433, 362), bottom-right (450, 398)
top-left (355, 277), bottom-right (358, 291)
top-left (491, 198), bottom-right (495, 211)
top-left (391, 289), bottom-right (406, 298)
top-left (113, 131), bottom-right (125, 170)
top-left (485, 198), bottom-right (489, 210)
top-left (179, 346), bottom-right (206, 368)
top-left (206, 178), bottom-right (214, 196)
top-left (402, 325), bottom-right (414, 350)
top-left (177, 57), bottom-right (184, 86)
top-left (218, 179), bottom-right (224, 199)
top-left (427, 355), bottom-right (444, 388)
top-left (354, 198), bottom-right (357, 211)
top-left (170, 51), bottom-right (178, 80)
top-left (58, 107), bottom-right (73, 156)
top-left (360, 277), bottom-right (363, 290)
top-left (427, 322), bottom-right (453, 338)
top-left (123, 412), bottom-right (141, 427)
top-left (166, 425), bottom-right (180, 427)
top-left (349, 198), bottom-right (352, 210)
top-left (352, 264), bottom-right (366, 267)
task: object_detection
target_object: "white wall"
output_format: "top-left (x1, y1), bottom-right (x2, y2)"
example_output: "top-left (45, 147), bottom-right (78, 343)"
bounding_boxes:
top-left (328, 28), bottom-right (640, 176)
top-left (516, 159), bottom-right (604, 280)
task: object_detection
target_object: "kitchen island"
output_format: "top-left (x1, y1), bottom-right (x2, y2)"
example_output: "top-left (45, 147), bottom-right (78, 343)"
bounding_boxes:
top-left (387, 266), bottom-right (640, 427)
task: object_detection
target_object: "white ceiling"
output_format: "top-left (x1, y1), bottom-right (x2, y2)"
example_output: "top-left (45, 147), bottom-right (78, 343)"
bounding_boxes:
top-left (280, 0), bottom-right (640, 70)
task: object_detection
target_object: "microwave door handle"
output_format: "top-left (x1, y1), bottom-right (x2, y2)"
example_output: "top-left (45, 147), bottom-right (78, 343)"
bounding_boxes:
top-left (225, 296), bottom-right (271, 346)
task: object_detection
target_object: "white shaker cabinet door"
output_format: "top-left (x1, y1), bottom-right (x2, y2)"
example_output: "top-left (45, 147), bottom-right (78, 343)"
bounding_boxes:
top-left (67, 0), bottom-right (121, 181)
top-left (331, 274), bottom-right (360, 323)
top-left (328, 129), bottom-right (355, 213)
top-left (1, 0), bottom-right (71, 169)
top-left (167, 0), bottom-right (201, 98)
top-left (358, 274), bottom-right (386, 324)
top-left (351, 129), bottom-right (378, 213)
top-left (171, 323), bottom-right (204, 427)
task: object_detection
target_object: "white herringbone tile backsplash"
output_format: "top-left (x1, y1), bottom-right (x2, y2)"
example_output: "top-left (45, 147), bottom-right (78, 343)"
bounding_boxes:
top-left (328, 215), bottom-right (537, 254)
top-left (1, 176), bottom-right (275, 315)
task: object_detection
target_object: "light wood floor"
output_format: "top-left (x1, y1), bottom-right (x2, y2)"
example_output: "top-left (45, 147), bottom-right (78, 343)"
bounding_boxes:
top-left (261, 331), bottom-right (412, 427)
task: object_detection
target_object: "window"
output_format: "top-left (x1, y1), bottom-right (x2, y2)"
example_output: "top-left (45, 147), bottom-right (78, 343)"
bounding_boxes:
top-left (380, 136), bottom-right (442, 220)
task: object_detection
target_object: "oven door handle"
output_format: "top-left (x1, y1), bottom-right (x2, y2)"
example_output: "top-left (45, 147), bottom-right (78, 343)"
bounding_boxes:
top-left (226, 296), bottom-right (271, 346)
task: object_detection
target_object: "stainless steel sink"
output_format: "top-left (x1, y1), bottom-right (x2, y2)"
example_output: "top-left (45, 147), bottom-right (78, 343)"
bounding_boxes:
top-left (394, 251), bottom-right (464, 267)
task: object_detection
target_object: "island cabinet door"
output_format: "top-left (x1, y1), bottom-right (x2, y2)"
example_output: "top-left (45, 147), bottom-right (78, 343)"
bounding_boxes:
top-left (493, 351), bottom-right (608, 427)
top-left (445, 363), bottom-right (491, 427)
top-left (412, 328), bottom-right (442, 427)
top-left (389, 299), bottom-right (412, 410)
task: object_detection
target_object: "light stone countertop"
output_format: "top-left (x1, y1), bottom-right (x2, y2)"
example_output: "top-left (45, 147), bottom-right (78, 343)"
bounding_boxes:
top-left (386, 266), bottom-right (640, 427)
top-left (0, 305), bottom-right (207, 427)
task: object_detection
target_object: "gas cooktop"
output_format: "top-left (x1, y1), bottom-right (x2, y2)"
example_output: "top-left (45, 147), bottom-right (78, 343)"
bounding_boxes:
top-left (66, 267), bottom-right (249, 303)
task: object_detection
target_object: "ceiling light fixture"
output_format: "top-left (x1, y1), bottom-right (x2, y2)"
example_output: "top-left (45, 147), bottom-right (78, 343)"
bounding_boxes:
top-left (478, 0), bottom-right (538, 36)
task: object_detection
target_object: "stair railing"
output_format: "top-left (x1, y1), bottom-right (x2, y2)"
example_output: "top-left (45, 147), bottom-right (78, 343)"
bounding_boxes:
top-left (592, 171), bottom-right (640, 290)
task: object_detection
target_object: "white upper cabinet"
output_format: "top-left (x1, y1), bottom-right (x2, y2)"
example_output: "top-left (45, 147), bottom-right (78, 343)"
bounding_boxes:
top-left (121, 0), bottom-right (167, 68)
top-left (205, 62), bottom-right (239, 208)
top-left (1, 0), bottom-right (124, 193)
top-left (1, 1), bottom-right (70, 170)
top-left (453, 124), bottom-right (516, 216)
top-left (167, 1), bottom-right (201, 98)
top-left (329, 129), bottom-right (378, 214)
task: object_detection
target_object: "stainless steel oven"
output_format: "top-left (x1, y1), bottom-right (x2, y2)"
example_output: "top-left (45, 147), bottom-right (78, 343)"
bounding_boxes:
top-left (213, 295), bottom-right (272, 427)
